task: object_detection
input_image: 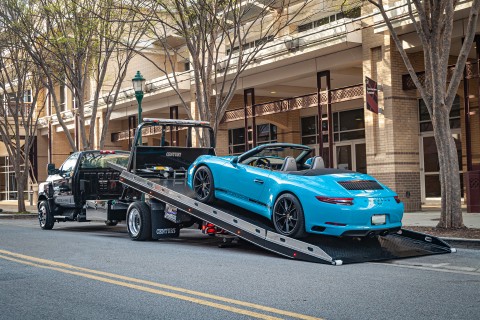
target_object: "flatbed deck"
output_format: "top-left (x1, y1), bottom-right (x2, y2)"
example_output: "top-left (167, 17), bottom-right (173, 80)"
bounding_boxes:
top-left (119, 170), bottom-right (454, 265)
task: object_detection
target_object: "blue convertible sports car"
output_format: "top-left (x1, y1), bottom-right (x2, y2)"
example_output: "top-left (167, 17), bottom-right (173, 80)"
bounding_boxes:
top-left (187, 143), bottom-right (404, 238)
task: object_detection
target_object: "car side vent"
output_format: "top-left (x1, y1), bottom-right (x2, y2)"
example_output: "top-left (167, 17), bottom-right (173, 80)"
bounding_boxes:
top-left (338, 180), bottom-right (383, 190)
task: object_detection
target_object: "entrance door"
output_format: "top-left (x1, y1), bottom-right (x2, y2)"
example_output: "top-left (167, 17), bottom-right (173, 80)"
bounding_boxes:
top-left (334, 141), bottom-right (366, 173)
top-left (420, 132), bottom-right (463, 202)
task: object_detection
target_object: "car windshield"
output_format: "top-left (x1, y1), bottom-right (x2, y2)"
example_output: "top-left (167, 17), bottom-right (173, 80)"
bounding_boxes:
top-left (80, 152), bottom-right (130, 169)
top-left (240, 145), bottom-right (312, 167)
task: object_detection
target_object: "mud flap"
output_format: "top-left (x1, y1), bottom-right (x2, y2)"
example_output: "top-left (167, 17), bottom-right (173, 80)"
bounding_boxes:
top-left (150, 199), bottom-right (180, 239)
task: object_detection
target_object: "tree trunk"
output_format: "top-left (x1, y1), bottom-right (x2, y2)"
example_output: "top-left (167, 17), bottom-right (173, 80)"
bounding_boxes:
top-left (432, 105), bottom-right (464, 229)
top-left (16, 176), bottom-right (26, 213)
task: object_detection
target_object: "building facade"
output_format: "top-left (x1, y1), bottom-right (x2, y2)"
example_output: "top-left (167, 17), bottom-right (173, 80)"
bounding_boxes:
top-left (28, 0), bottom-right (480, 212)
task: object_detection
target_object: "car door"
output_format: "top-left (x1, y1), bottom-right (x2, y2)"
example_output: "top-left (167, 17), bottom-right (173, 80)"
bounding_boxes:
top-left (219, 159), bottom-right (271, 216)
top-left (52, 153), bottom-right (79, 208)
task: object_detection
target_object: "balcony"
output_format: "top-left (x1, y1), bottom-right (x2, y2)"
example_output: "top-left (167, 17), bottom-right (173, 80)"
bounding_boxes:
top-left (222, 84), bottom-right (363, 123)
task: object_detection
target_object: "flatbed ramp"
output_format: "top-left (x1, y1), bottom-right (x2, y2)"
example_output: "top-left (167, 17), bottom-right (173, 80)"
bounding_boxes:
top-left (119, 170), bottom-right (454, 265)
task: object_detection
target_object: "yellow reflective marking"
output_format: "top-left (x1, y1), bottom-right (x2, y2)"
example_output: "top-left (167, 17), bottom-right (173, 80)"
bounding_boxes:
top-left (0, 249), bottom-right (323, 320)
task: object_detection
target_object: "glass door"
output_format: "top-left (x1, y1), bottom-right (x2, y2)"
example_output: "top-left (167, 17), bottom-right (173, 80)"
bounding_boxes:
top-left (334, 141), bottom-right (366, 173)
top-left (420, 132), bottom-right (463, 202)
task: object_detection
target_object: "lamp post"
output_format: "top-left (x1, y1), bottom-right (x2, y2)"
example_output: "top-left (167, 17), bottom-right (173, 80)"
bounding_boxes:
top-left (132, 71), bottom-right (146, 144)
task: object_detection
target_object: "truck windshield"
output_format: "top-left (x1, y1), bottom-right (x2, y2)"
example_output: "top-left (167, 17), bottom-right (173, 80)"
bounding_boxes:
top-left (80, 152), bottom-right (130, 169)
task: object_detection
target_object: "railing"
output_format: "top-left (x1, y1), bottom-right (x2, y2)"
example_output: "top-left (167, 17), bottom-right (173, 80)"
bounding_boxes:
top-left (0, 102), bottom-right (33, 117)
top-left (402, 61), bottom-right (478, 90)
top-left (221, 84), bottom-right (363, 123)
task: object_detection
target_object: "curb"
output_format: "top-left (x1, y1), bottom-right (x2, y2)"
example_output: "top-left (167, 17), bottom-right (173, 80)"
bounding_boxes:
top-left (0, 214), bottom-right (37, 220)
top-left (442, 237), bottom-right (480, 250)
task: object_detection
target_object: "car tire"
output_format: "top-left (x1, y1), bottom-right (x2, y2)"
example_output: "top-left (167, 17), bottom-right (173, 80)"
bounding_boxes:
top-left (193, 166), bottom-right (215, 204)
top-left (38, 200), bottom-right (54, 230)
top-left (272, 193), bottom-right (306, 238)
top-left (126, 202), bottom-right (152, 241)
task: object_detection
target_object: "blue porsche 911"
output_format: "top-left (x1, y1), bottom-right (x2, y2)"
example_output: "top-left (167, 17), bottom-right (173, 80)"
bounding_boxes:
top-left (187, 143), bottom-right (403, 238)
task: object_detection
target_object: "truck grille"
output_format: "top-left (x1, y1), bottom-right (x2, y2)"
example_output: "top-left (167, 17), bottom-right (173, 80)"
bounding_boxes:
top-left (338, 180), bottom-right (383, 190)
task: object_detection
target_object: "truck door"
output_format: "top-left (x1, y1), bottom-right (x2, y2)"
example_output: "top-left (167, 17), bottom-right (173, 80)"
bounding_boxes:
top-left (52, 153), bottom-right (79, 208)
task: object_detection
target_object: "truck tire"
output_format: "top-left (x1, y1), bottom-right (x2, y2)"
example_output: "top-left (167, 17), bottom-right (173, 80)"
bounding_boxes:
top-left (126, 202), bottom-right (152, 241)
top-left (38, 200), bottom-right (54, 230)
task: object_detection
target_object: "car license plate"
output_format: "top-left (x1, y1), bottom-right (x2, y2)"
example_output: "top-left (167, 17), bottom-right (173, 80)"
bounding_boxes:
top-left (372, 214), bottom-right (386, 225)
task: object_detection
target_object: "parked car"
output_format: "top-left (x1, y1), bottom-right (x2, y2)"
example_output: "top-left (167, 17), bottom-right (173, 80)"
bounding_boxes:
top-left (187, 143), bottom-right (404, 238)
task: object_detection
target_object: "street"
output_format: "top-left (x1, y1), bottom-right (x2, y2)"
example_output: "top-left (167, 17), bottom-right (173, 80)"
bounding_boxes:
top-left (1, 219), bottom-right (479, 320)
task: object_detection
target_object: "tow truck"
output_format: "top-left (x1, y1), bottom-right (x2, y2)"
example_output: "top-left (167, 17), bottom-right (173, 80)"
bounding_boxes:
top-left (38, 119), bottom-right (455, 265)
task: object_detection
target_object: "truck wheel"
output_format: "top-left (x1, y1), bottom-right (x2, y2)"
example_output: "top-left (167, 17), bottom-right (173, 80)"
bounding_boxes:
top-left (38, 200), bottom-right (54, 230)
top-left (193, 166), bottom-right (215, 204)
top-left (272, 193), bottom-right (306, 238)
top-left (126, 202), bottom-right (152, 241)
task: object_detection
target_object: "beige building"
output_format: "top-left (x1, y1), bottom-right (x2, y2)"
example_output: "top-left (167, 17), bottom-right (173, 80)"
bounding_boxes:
top-left (26, 0), bottom-right (480, 212)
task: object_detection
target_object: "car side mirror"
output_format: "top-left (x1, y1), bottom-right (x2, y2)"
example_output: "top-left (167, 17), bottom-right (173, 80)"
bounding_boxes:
top-left (47, 163), bottom-right (59, 175)
top-left (231, 156), bottom-right (239, 166)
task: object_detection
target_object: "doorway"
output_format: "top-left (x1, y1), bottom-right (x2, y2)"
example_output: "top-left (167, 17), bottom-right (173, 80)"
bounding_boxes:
top-left (334, 141), bottom-right (367, 173)
top-left (419, 132), bottom-right (463, 202)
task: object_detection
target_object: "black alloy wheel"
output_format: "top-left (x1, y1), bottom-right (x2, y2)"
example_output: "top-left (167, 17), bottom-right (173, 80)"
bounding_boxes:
top-left (272, 193), bottom-right (306, 238)
top-left (193, 166), bottom-right (215, 204)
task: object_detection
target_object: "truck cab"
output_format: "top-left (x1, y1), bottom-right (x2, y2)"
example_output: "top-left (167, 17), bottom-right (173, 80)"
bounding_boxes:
top-left (38, 150), bottom-right (130, 229)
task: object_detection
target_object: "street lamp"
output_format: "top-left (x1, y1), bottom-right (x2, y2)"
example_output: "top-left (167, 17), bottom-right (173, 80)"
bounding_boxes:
top-left (132, 71), bottom-right (146, 144)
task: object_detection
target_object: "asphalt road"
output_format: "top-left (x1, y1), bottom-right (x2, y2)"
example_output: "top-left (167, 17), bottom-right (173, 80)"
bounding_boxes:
top-left (1, 219), bottom-right (479, 320)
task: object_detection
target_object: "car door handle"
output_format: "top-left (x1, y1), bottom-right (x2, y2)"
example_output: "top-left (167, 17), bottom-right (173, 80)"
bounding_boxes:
top-left (254, 179), bottom-right (264, 184)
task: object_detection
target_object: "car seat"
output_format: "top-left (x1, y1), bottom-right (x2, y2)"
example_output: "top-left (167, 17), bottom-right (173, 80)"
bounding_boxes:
top-left (281, 156), bottom-right (297, 172)
top-left (311, 156), bottom-right (325, 169)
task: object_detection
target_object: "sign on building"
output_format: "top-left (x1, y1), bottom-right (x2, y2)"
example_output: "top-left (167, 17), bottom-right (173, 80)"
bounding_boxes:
top-left (365, 76), bottom-right (379, 114)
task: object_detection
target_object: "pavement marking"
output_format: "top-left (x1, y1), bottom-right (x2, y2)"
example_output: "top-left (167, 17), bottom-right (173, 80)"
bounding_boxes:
top-left (373, 262), bottom-right (480, 276)
top-left (0, 249), bottom-right (323, 320)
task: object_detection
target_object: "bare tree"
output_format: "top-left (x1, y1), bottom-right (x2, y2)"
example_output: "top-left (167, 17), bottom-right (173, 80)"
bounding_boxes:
top-left (132, 0), bottom-right (314, 145)
top-left (1, 0), bottom-right (148, 151)
top-left (0, 32), bottom-right (45, 212)
top-left (367, 0), bottom-right (480, 228)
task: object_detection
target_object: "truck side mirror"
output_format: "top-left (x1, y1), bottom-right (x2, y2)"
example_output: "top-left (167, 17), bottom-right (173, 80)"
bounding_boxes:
top-left (47, 163), bottom-right (59, 175)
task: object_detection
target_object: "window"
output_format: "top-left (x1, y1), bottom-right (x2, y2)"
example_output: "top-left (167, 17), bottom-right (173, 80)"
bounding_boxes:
top-left (228, 123), bottom-right (277, 154)
top-left (59, 153), bottom-right (79, 176)
top-left (60, 83), bottom-right (66, 111)
top-left (301, 108), bottom-right (365, 144)
top-left (298, 8), bottom-right (360, 33)
top-left (256, 123), bottom-right (277, 145)
top-left (24, 90), bottom-right (32, 103)
top-left (419, 96), bottom-right (460, 132)
top-left (226, 36), bottom-right (274, 55)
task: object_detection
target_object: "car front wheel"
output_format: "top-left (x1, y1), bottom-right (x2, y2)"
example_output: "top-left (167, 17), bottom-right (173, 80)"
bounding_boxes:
top-left (38, 200), bottom-right (54, 230)
top-left (272, 193), bottom-right (306, 238)
top-left (193, 166), bottom-right (215, 204)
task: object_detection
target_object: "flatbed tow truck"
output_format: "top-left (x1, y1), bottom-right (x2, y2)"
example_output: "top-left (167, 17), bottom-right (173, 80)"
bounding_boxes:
top-left (102, 118), bottom-right (454, 266)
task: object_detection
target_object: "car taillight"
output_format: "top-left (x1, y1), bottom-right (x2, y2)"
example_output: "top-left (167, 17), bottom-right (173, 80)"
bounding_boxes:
top-left (316, 196), bottom-right (354, 206)
top-left (100, 150), bottom-right (115, 154)
top-left (394, 196), bottom-right (401, 203)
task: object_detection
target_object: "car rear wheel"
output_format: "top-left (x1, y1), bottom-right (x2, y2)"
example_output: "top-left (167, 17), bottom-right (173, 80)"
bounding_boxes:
top-left (272, 193), bottom-right (306, 238)
top-left (127, 202), bottom-right (152, 241)
top-left (193, 166), bottom-right (215, 204)
top-left (38, 200), bottom-right (54, 230)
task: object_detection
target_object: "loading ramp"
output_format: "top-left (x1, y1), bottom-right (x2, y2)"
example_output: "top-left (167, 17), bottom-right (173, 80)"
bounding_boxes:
top-left (117, 169), bottom-right (455, 266)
